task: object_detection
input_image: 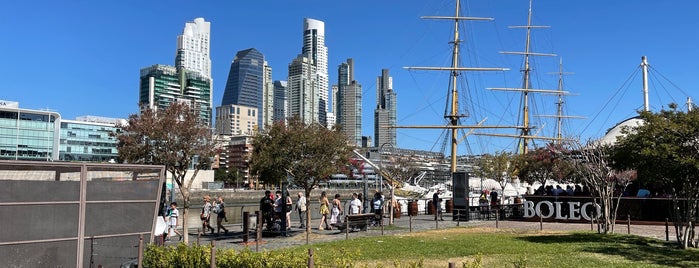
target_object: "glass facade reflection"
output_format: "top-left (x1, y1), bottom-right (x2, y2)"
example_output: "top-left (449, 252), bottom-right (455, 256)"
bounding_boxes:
top-left (59, 117), bottom-right (122, 162)
top-left (0, 107), bottom-right (60, 161)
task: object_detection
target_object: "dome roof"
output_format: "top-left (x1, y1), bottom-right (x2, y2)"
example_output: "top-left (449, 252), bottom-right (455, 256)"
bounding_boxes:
top-left (598, 116), bottom-right (645, 146)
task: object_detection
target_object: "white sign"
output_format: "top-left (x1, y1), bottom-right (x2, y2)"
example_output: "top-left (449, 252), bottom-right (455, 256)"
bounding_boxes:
top-left (0, 100), bottom-right (19, 108)
top-left (523, 200), bottom-right (601, 221)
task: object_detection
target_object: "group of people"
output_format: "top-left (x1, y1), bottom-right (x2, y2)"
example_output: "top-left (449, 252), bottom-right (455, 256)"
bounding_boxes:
top-left (199, 195), bottom-right (229, 236)
top-left (260, 190), bottom-right (389, 231)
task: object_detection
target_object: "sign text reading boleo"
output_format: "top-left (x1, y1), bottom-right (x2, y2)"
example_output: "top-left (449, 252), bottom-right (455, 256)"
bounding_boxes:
top-left (523, 200), bottom-right (601, 221)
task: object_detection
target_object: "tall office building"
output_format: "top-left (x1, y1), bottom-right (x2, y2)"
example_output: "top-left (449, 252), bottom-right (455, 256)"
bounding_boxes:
top-left (220, 48), bottom-right (265, 129)
top-left (272, 80), bottom-right (288, 122)
top-left (336, 59), bottom-right (362, 146)
top-left (287, 55), bottom-right (319, 125)
top-left (175, 18), bottom-right (211, 79)
top-left (139, 64), bottom-right (213, 125)
top-left (302, 18), bottom-right (328, 126)
top-left (374, 69), bottom-right (397, 147)
top-left (262, 63), bottom-right (274, 128)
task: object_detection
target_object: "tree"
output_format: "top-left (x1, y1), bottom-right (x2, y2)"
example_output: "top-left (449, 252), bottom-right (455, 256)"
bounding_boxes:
top-left (115, 102), bottom-right (215, 244)
top-left (250, 117), bottom-right (353, 242)
top-left (570, 142), bottom-right (634, 234)
top-left (611, 106), bottom-right (699, 248)
top-left (516, 144), bottom-right (574, 189)
top-left (476, 151), bottom-right (517, 194)
top-left (382, 153), bottom-right (420, 225)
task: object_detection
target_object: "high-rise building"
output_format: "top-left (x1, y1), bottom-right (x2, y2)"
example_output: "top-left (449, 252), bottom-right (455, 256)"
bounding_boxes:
top-left (287, 55), bottom-right (319, 125)
top-left (272, 80), bottom-right (288, 122)
top-left (220, 48), bottom-right (265, 129)
top-left (139, 64), bottom-right (213, 125)
top-left (374, 69), bottom-right (397, 147)
top-left (302, 18), bottom-right (328, 126)
top-left (175, 18), bottom-right (211, 79)
top-left (336, 59), bottom-right (362, 146)
top-left (262, 62), bottom-right (274, 128)
top-left (214, 104), bottom-right (258, 136)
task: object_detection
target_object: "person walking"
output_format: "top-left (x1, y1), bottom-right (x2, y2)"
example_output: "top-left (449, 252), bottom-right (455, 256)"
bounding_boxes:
top-left (318, 191), bottom-right (331, 230)
top-left (433, 189), bottom-right (444, 221)
top-left (330, 193), bottom-right (343, 225)
top-left (166, 202), bottom-right (182, 241)
top-left (214, 196), bottom-right (229, 235)
top-left (295, 192), bottom-right (307, 229)
top-left (284, 190), bottom-right (293, 230)
top-left (201, 195), bottom-right (215, 235)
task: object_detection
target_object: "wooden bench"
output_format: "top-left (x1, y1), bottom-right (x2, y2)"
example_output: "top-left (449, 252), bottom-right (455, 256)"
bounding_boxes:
top-left (331, 213), bottom-right (376, 232)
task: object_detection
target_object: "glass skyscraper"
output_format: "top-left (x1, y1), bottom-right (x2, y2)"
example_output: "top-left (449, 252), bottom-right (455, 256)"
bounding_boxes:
top-left (139, 64), bottom-right (213, 126)
top-left (302, 18), bottom-right (328, 126)
top-left (221, 48), bottom-right (265, 129)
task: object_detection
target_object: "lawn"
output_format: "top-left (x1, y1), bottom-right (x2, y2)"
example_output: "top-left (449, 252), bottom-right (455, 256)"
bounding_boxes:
top-left (277, 227), bottom-right (699, 267)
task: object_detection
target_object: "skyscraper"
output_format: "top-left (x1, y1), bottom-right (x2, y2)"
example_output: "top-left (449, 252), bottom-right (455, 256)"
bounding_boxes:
top-left (272, 80), bottom-right (288, 122)
top-left (262, 62), bottom-right (274, 128)
top-left (139, 64), bottom-right (213, 125)
top-left (374, 69), bottom-right (397, 147)
top-left (287, 55), bottom-right (318, 125)
top-left (220, 48), bottom-right (265, 129)
top-left (175, 18), bottom-right (211, 79)
top-left (336, 59), bottom-right (362, 146)
top-left (302, 18), bottom-right (328, 126)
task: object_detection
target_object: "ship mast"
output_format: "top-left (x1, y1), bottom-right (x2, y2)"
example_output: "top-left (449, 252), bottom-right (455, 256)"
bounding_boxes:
top-left (537, 58), bottom-right (583, 144)
top-left (641, 56), bottom-right (650, 112)
top-left (399, 0), bottom-right (513, 173)
top-left (487, 0), bottom-right (562, 154)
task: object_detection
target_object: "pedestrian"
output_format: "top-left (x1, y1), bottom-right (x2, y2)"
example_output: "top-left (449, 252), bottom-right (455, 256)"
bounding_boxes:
top-left (295, 192), bottom-right (307, 228)
top-left (433, 189), bottom-right (444, 221)
top-left (318, 191), bottom-right (331, 230)
top-left (259, 190), bottom-right (274, 230)
top-left (201, 195), bottom-right (215, 235)
top-left (274, 191), bottom-right (283, 228)
top-left (284, 190), bottom-right (293, 230)
top-left (349, 192), bottom-right (362, 215)
top-left (489, 188), bottom-right (499, 207)
top-left (214, 196), bottom-right (229, 235)
top-left (372, 191), bottom-right (384, 226)
top-left (330, 193), bottom-right (343, 225)
top-left (166, 202), bottom-right (182, 241)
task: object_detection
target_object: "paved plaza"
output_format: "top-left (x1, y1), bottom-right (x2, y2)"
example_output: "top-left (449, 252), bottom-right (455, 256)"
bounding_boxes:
top-left (169, 214), bottom-right (671, 252)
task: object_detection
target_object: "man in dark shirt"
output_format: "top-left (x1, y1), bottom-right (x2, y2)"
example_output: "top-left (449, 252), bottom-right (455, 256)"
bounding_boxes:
top-left (433, 189), bottom-right (444, 221)
top-left (259, 190), bottom-right (274, 230)
top-left (489, 188), bottom-right (499, 207)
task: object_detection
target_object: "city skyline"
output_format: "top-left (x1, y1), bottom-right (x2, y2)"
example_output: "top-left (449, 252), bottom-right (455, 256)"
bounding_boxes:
top-left (3, 0), bottom-right (699, 155)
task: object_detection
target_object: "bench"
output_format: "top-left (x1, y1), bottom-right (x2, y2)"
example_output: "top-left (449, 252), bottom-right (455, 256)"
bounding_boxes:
top-left (331, 213), bottom-right (376, 232)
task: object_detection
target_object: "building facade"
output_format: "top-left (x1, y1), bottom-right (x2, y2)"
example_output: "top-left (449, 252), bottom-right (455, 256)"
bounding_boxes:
top-left (220, 48), bottom-right (265, 129)
top-left (262, 62), bottom-right (274, 129)
top-left (139, 64), bottom-right (213, 126)
top-left (374, 69), bottom-right (397, 147)
top-left (302, 18), bottom-right (328, 126)
top-left (287, 55), bottom-right (319, 125)
top-left (272, 80), bottom-right (288, 123)
top-left (336, 58), bottom-right (362, 146)
top-left (59, 116), bottom-right (124, 162)
top-left (175, 18), bottom-right (211, 79)
top-left (214, 104), bottom-right (258, 136)
top-left (0, 101), bottom-right (60, 161)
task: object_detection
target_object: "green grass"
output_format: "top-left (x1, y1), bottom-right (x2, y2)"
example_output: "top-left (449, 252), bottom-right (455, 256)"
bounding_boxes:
top-left (275, 227), bottom-right (699, 267)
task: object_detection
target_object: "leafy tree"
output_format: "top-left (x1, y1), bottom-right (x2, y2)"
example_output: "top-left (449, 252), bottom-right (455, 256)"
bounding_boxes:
top-left (570, 141), bottom-right (634, 234)
top-left (115, 102), bottom-right (215, 244)
top-left (476, 151), bottom-right (517, 194)
top-left (516, 144), bottom-right (573, 189)
top-left (611, 106), bottom-right (699, 248)
top-left (250, 117), bottom-right (353, 241)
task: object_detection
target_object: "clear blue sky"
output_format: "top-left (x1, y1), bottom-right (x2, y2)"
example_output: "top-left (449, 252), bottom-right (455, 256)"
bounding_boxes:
top-left (2, 0), bottom-right (698, 155)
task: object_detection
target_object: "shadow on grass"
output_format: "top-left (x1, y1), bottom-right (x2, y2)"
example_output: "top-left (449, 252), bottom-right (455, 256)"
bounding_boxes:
top-left (518, 233), bottom-right (699, 267)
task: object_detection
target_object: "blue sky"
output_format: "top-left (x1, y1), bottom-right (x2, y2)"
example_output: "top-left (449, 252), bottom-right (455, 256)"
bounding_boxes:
top-left (2, 0), bottom-right (698, 155)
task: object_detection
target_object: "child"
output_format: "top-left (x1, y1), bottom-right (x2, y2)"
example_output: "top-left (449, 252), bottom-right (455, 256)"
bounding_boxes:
top-left (167, 202), bottom-right (183, 241)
